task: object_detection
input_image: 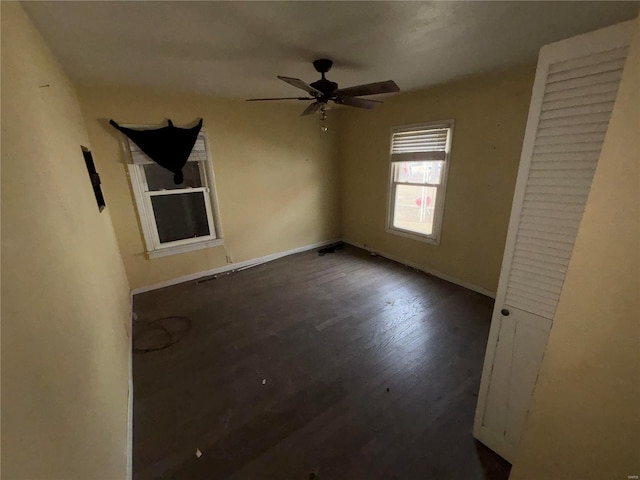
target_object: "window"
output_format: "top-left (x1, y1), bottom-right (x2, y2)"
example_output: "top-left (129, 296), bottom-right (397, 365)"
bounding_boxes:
top-left (387, 120), bottom-right (454, 244)
top-left (126, 130), bottom-right (223, 259)
top-left (82, 146), bottom-right (106, 212)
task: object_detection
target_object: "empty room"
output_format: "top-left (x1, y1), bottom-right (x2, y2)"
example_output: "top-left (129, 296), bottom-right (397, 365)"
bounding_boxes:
top-left (2, 1), bottom-right (639, 479)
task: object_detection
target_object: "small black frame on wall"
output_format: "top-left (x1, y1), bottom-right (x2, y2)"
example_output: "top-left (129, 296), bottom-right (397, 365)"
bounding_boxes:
top-left (81, 146), bottom-right (106, 212)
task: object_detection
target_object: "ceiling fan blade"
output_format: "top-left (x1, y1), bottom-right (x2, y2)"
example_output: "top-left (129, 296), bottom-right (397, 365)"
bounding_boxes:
top-left (335, 96), bottom-right (379, 110)
top-left (246, 97), bottom-right (314, 101)
top-left (277, 76), bottom-right (323, 96)
top-left (334, 80), bottom-right (400, 97)
top-left (301, 102), bottom-right (322, 116)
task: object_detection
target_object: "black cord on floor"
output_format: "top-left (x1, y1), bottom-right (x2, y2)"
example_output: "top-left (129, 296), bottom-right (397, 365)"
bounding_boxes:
top-left (132, 316), bottom-right (191, 354)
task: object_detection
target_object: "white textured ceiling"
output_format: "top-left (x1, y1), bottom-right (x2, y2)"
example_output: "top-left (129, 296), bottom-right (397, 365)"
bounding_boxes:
top-left (23, 1), bottom-right (639, 99)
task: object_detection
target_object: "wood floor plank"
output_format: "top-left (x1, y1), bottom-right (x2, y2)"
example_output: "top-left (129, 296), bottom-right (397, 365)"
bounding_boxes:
top-left (132, 245), bottom-right (510, 480)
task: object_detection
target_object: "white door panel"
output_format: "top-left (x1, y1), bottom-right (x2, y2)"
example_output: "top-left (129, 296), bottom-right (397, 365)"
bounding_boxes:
top-left (481, 315), bottom-right (515, 437)
top-left (504, 312), bottom-right (551, 446)
top-left (477, 309), bottom-right (551, 459)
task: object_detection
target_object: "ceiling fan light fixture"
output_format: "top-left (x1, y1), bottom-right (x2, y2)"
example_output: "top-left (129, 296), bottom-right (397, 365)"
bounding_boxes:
top-left (320, 105), bottom-right (328, 133)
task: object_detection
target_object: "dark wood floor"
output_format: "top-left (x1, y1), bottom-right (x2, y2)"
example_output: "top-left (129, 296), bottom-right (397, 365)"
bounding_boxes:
top-left (132, 245), bottom-right (510, 480)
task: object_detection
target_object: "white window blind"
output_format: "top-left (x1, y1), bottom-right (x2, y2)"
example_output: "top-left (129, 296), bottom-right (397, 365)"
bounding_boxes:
top-left (387, 121), bottom-right (453, 243)
top-left (390, 127), bottom-right (449, 162)
top-left (504, 45), bottom-right (628, 319)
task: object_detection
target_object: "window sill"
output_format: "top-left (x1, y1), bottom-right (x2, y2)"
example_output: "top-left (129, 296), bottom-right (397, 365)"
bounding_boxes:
top-left (386, 227), bottom-right (440, 245)
top-left (146, 238), bottom-right (224, 259)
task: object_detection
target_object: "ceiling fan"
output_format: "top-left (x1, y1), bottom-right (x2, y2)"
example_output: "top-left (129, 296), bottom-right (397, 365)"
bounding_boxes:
top-left (247, 59), bottom-right (400, 116)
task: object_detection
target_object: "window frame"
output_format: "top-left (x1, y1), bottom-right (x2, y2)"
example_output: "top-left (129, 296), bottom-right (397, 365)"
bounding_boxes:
top-left (124, 127), bottom-right (224, 259)
top-left (386, 120), bottom-right (454, 245)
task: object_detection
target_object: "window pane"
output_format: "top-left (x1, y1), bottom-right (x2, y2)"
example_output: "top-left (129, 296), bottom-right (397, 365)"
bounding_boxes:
top-left (392, 185), bottom-right (437, 236)
top-left (395, 161), bottom-right (443, 184)
top-left (144, 162), bottom-right (203, 190)
top-left (151, 192), bottom-right (210, 243)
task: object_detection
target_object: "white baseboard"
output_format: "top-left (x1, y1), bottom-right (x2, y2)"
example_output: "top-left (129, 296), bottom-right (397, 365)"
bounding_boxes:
top-left (342, 238), bottom-right (496, 298)
top-left (131, 239), bottom-right (341, 295)
top-left (131, 237), bottom-right (496, 300)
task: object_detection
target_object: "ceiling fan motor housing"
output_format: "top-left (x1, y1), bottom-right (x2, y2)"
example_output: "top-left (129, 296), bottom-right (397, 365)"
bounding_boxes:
top-left (310, 78), bottom-right (338, 101)
top-left (311, 58), bottom-right (338, 102)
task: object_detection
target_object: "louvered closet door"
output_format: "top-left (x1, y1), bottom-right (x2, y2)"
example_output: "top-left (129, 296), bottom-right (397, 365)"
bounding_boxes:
top-left (473, 20), bottom-right (634, 462)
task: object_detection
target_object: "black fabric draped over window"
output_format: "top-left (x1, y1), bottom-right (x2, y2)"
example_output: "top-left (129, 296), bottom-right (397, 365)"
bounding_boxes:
top-left (110, 119), bottom-right (203, 184)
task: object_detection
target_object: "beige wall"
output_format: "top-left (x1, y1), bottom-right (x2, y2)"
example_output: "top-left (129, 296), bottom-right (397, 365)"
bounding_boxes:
top-left (77, 87), bottom-right (341, 290)
top-left (510, 19), bottom-right (640, 480)
top-left (1, 3), bottom-right (132, 479)
top-left (337, 64), bottom-right (536, 294)
top-left (77, 63), bottom-right (533, 295)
